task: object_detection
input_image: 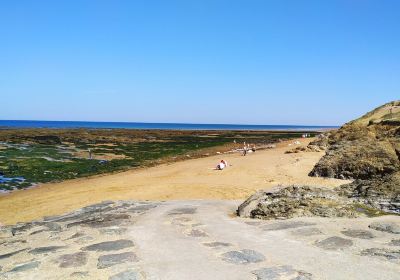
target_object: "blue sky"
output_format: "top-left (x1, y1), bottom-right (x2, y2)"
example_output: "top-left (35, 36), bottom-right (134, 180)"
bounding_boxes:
top-left (0, 0), bottom-right (399, 125)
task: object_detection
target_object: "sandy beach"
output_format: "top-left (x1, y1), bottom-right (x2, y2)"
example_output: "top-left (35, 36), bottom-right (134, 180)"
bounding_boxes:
top-left (0, 138), bottom-right (349, 225)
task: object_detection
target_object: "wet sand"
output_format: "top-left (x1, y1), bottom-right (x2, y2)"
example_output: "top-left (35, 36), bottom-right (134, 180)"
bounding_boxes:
top-left (0, 138), bottom-right (349, 225)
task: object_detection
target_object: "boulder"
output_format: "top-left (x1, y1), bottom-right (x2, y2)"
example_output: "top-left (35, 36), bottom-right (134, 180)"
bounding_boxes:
top-left (237, 185), bottom-right (362, 219)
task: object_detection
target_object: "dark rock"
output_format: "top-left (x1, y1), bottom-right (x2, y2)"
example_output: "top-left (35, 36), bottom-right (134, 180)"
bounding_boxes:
top-left (80, 201), bottom-right (115, 213)
top-left (0, 239), bottom-right (27, 246)
top-left (8, 261), bottom-right (40, 273)
top-left (0, 248), bottom-right (28, 260)
top-left (309, 101), bottom-right (400, 214)
top-left (369, 222), bottom-right (400, 234)
top-left (262, 221), bottom-right (315, 231)
top-left (315, 236), bottom-right (353, 250)
top-left (70, 271), bottom-right (89, 278)
top-left (45, 222), bottom-right (62, 232)
top-left (336, 173), bottom-right (400, 214)
top-left (100, 227), bottom-right (128, 235)
top-left (81, 239), bottom-right (134, 252)
top-left (221, 249), bottom-right (265, 264)
top-left (11, 223), bottom-right (34, 236)
top-left (29, 229), bottom-right (47, 235)
top-left (29, 245), bottom-right (66, 255)
top-left (74, 236), bottom-right (95, 244)
top-left (361, 248), bottom-right (400, 260)
top-left (203, 242), bottom-right (232, 248)
top-left (57, 252), bottom-right (88, 268)
top-left (128, 204), bottom-right (158, 213)
top-left (33, 135), bottom-right (61, 145)
top-left (43, 201), bottom-right (115, 223)
top-left (66, 213), bottom-right (131, 228)
top-left (168, 207), bottom-right (197, 215)
top-left (186, 229), bottom-right (208, 237)
top-left (252, 266), bottom-right (313, 280)
top-left (97, 252), bottom-right (138, 269)
top-left (238, 185), bottom-right (361, 219)
top-left (109, 269), bottom-right (140, 280)
top-left (66, 232), bottom-right (85, 240)
top-left (291, 227), bottom-right (323, 236)
top-left (389, 239), bottom-right (400, 246)
top-left (245, 221), bottom-right (261, 226)
top-left (341, 229), bottom-right (375, 239)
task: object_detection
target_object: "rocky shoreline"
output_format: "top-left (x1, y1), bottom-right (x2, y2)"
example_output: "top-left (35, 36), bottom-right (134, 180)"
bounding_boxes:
top-left (238, 101), bottom-right (400, 219)
top-left (0, 200), bottom-right (399, 279)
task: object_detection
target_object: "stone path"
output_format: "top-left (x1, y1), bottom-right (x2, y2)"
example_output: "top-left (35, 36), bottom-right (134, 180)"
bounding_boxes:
top-left (0, 200), bottom-right (399, 279)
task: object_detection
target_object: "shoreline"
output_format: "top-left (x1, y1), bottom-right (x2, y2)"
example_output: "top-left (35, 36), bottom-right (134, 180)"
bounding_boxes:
top-left (0, 137), bottom-right (350, 225)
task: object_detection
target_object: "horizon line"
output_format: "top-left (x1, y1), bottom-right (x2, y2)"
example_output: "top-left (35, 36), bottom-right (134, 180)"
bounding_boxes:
top-left (0, 119), bottom-right (340, 128)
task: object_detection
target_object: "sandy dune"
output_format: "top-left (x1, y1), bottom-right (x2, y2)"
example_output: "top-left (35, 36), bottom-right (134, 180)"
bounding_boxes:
top-left (0, 138), bottom-right (349, 225)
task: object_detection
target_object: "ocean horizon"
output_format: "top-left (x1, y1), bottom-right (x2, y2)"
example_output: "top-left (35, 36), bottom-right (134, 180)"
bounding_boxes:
top-left (0, 120), bottom-right (337, 131)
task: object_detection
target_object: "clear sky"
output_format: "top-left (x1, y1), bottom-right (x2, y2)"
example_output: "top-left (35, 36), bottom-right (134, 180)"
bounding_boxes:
top-left (0, 0), bottom-right (399, 125)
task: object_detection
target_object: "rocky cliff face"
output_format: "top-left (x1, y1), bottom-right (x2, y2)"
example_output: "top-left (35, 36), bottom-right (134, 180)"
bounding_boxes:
top-left (238, 101), bottom-right (400, 219)
top-left (309, 101), bottom-right (400, 179)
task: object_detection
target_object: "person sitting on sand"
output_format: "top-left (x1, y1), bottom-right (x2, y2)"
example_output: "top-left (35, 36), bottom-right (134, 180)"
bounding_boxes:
top-left (216, 160), bottom-right (226, 170)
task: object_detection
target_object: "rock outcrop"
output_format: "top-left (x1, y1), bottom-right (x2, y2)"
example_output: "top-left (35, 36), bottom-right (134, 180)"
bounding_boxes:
top-left (237, 185), bottom-right (383, 219)
top-left (310, 101), bottom-right (400, 180)
top-left (239, 101), bottom-right (400, 219)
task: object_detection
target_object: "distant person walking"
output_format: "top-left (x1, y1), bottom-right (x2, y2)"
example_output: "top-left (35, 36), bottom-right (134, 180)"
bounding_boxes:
top-left (88, 149), bottom-right (92, 160)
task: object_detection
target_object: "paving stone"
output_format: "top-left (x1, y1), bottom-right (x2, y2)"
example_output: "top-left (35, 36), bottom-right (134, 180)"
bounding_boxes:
top-left (74, 236), bottom-right (95, 245)
top-left (389, 239), bottom-right (400, 246)
top-left (128, 204), bottom-right (158, 213)
top-left (291, 227), bottom-right (323, 236)
top-left (45, 222), bottom-right (62, 232)
top-left (369, 222), bottom-right (400, 234)
top-left (0, 248), bottom-right (28, 260)
top-left (341, 229), bottom-right (375, 239)
top-left (221, 249), bottom-right (266, 264)
top-left (30, 229), bottom-right (47, 235)
top-left (0, 239), bottom-right (27, 246)
top-left (168, 207), bottom-right (197, 215)
top-left (8, 261), bottom-right (40, 273)
top-left (29, 245), bottom-right (66, 255)
top-left (315, 236), bottom-right (353, 250)
top-left (66, 213), bottom-right (131, 228)
top-left (11, 223), bottom-right (34, 236)
top-left (186, 229), bottom-right (208, 237)
top-left (80, 201), bottom-right (115, 212)
top-left (81, 239), bottom-right (134, 252)
top-left (57, 252), bottom-right (88, 268)
top-left (100, 227), bottom-right (128, 235)
top-left (66, 232), bottom-right (85, 240)
top-left (97, 252), bottom-right (138, 269)
top-left (262, 221), bottom-right (315, 231)
top-left (109, 269), bottom-right (140, 280)
top-left (245, 221), bottom-right (261, 226)
top-left (70, 271), bottom-right (90, 277)
top-left (203, 242), bottom-right (232, 248)
top-left (252, 265), bottom-right (313, 280)
top-left (361, 248), bottom-right (400, 260)
top-left (44, 201), bottom-right (114, 223)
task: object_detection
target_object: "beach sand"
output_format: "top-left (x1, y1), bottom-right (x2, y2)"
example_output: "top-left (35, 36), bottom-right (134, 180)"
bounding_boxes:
top-left (0, 138), bottom-right (349, 225)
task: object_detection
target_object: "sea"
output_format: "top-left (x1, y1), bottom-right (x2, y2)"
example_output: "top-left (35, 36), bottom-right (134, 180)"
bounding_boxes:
top-left (0, 120), bottom-right (337, 131)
